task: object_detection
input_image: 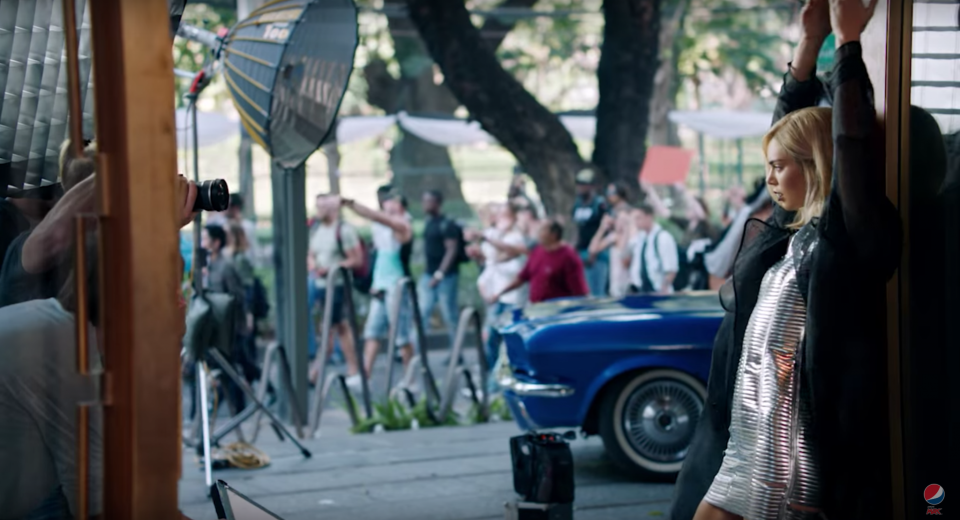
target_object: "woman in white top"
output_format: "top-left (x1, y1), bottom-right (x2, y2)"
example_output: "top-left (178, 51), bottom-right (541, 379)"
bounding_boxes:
top-left (470, 204), bottom-right (527, 379)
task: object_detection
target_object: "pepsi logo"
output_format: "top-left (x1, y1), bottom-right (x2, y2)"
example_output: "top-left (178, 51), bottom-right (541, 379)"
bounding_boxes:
top-left (925, 484), bottom-right (945, 506)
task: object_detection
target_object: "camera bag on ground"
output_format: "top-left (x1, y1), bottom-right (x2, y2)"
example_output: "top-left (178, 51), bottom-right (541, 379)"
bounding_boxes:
top-left (510, 433), bottom-right (575, 504)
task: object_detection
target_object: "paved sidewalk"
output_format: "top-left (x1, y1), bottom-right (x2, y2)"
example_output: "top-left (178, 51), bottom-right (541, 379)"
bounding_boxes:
top-left (180, 348), bottom-right (676, 519)
top-left (179, 421), bottom-right (676, 520)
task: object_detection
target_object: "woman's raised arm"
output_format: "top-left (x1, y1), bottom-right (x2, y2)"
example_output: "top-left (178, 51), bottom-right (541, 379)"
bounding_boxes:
top-left (823, 0), bottom-right (900, 280)
top-left (772, 0), bottom-right (831, 125)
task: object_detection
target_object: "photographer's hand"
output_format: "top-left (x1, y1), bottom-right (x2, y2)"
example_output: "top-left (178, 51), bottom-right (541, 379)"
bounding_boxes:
top-left (176, 174), bottom-right (199, 229)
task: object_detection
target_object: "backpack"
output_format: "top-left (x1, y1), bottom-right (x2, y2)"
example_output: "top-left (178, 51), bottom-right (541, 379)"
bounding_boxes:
top-left (652, 230), bottom-right (692, 292)
top-left (248, 276), bottom-right (270, 319)
top-left (440, 217), bottom-right (470, 264)
top-left (336, 221), bottom-right (373, 293)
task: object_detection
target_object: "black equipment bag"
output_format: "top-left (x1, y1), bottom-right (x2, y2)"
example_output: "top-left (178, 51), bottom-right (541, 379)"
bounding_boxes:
top-left (510, 433), bottom-right (575, 504)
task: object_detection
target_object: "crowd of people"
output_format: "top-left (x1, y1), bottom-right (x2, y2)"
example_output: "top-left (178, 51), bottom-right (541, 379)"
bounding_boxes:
top-left (289, 166), bottom-right (775, 400)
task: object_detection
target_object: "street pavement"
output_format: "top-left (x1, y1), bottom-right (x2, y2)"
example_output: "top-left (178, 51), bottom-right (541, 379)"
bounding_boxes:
top-left (180, 348), bottom-right (676, 519)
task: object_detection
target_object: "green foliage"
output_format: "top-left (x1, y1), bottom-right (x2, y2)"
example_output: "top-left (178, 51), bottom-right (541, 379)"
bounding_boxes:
top-left (678, 0), bottom-right (795, 101)
top-left (350, 396), bottom-right (460, 434)
top-left (488, 394), bottom-right (513, 422)
top-left (171, 3), bottom-right (237, 107)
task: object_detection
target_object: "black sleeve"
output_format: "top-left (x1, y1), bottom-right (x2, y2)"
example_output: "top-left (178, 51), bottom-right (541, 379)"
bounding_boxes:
top-left (442, 219), bottom-right (460, 241)
top-left (772, 61), bottom-right (826, 125)
top-left (822, 42), bottom-right (901, 281)
top-left (0, 232), bottom-right (56, 308)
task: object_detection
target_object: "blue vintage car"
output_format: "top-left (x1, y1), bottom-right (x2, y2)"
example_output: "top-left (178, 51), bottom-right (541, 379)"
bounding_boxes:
top-left (498, 292), bottom-right (723, 479)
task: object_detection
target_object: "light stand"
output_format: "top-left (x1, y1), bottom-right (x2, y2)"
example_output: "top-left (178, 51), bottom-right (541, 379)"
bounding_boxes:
top-left (182, 69), bottom-right (309, 495)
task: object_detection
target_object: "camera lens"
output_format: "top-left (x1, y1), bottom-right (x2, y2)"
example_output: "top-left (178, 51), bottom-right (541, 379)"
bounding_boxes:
top-left (194, 179), bottom-right (230, 212)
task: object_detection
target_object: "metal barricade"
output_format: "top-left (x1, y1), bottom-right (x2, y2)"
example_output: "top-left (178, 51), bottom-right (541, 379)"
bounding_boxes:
top-left (307, 266), bottom-right (373, 438)
top-left (437, 307), bottom-right (489, 423)
top-left (383, 277), bottom-right (441, 409)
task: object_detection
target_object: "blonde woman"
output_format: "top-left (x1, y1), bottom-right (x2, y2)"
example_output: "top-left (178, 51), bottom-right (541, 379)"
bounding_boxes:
top-left (671, 0), bottom-right (900, 519)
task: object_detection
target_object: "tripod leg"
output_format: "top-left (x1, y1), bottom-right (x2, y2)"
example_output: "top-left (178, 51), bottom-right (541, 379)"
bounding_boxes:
top-left (209, 350), bottom-right (312, 458)
top-left (250, 343), bottom-right (278, 442)
top-left (197, 362), bottom-right (213, 490)
top-left (276, 346), bottom-right (305, 439)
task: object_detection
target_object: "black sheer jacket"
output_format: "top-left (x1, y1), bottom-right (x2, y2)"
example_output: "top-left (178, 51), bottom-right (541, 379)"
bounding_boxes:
top-left (669, 42), bottom-right (901, 520)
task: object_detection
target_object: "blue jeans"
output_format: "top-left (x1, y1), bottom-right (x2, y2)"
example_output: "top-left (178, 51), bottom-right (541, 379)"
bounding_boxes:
top-left (485, 301), bottom-right (514, 393)
top-left (582, 253), bottom-right (609, 297)
top-left (307, 275), bottom-right (345, 360)
top-left (418, 273), bottom-right (460, 348)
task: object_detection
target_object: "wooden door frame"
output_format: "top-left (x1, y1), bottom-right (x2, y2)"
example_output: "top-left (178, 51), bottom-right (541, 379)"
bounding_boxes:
top-left (88, 0), bottom-right (182, 517)
top-left (863, 0), bottom-right (913, 518)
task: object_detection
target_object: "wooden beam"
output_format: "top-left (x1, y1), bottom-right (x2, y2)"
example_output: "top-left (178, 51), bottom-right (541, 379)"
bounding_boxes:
top-left (862, 0), bottom-right (909, 519)
top-left (88, 0), bottom-right (181, 517)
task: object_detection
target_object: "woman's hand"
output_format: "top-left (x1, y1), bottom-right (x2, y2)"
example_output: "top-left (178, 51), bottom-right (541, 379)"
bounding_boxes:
top-left (800, 0), bottom-right (832, 43)
top-left (790, 0), bottom-right (831, 81)
top-left (830, 0), bottom-right (878, 47)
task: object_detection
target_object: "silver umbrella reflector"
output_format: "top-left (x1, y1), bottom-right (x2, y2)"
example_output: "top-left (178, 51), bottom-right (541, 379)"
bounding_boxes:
top-left (0, 0), bottom-right (190, 197)
top-left (0, 0), bottom-right (95, 197)
top-left (220, 0), bottom-right (358, 168)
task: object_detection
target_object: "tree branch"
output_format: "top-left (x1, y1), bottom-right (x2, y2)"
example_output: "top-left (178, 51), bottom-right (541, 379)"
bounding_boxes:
top-left (478, 0), bottom-right (539, 51)
top-left (593, 0), bottom-right (662, 193)
top-left (404, 0), bottom-right (585, 215)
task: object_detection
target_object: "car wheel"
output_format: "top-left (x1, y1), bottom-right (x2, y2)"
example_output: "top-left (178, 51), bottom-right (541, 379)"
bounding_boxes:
top-left (598, 369), bottom-right (706, 480)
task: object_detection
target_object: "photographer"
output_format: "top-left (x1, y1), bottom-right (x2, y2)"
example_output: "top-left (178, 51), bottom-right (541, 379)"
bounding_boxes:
top-left (0, 174), bottom-right (198, 519)
top-left (0, 139), bottom-right (97, 308)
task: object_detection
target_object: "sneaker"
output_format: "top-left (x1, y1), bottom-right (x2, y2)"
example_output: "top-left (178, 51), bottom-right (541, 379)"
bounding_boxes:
top-left (345, 374), bottom-right (362, 391)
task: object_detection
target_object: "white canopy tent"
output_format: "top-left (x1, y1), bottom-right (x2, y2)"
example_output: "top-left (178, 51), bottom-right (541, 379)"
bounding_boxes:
top-left (668, 110), bottom-right (773, 139)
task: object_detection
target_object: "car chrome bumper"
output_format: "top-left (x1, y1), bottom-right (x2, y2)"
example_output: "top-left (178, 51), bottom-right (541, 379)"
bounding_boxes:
top-left (499, 375), bottom-right (575, 398)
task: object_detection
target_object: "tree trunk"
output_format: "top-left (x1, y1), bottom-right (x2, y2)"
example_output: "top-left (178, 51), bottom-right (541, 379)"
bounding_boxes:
top-left (322, 141), bottom-right (341, 195)
top-left (648, 0), bottom-right (687, 147)
top-left (593, 0), bottom-right (661, 195)
top-left (373, 2), bottom-right (466, 209)
top-left (365, 0), bottom-right (537, 214)
top-left (405, 0), bottom-right (585, 217)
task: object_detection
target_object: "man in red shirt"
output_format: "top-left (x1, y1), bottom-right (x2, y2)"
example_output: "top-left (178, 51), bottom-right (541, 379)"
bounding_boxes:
top-left (489, 218), bottom-right (588, 304)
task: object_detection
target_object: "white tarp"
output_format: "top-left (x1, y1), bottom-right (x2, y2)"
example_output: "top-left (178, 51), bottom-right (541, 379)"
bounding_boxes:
top-left (669, 110), bottom-right (774, 139)
top-left (179, 109), bottom-right (782, 150)
top-left (559, 115), bottom-right (596, 141)
top-left (176, 108), bottom-right (241, 150)
top-left (397, 112), bottom-right (496, 146)
top-left (336, 115), bottom-right (397, 145)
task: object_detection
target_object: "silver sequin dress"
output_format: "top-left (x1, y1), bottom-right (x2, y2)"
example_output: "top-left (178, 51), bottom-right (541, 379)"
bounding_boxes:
top-left (704, 232), bottom-right (821, 519)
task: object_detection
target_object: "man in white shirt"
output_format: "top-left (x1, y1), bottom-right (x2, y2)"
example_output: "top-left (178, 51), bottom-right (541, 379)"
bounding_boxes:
top-left (625, 204), bottom-right (680, 295)
top-left (307, 194), bottom-right (363, 387)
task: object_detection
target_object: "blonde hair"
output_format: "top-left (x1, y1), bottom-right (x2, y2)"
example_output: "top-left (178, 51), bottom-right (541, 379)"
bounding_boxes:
top-left (762, 107), bottom-right (833, 229)
top-left (58, 139), bottom-right (97, 192)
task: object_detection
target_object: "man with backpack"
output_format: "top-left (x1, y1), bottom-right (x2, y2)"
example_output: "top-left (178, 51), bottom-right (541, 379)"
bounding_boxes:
top-left (625, 203), bottom-right (681, 295)
top-left (571, 168), bottom-right (610, 297)
top-left (420, 190), bottom-right (466, 350)
top-left (307, 194), bottom-right (364, 388)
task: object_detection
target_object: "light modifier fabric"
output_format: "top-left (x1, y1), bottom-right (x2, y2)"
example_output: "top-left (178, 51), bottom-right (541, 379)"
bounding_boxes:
top-left (0, 0), bottom-right (189, 197)
top-left (221, 0), bottom-right (358, 169)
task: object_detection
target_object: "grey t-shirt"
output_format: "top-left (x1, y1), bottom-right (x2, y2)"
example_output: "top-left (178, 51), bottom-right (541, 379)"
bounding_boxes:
top-left (0, 298), bottom-right (102, 518)
top-left (0, 231), bottom-right (68, 309)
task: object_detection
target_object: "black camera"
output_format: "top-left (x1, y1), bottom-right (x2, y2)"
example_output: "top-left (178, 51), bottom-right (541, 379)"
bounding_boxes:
top-left (194, 178), bottom-right (230, 212)
top-left (510, 433), bottom-right (575, 504)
